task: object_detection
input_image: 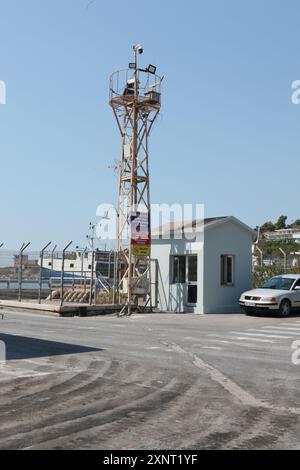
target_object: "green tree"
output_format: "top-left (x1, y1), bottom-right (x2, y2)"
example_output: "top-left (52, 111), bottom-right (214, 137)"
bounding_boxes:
top-left (261, 221), bottom-right (275, 232)
top-left (275, 215), bottom-right (287, 230)
top-left (289, 219), bottom-right (300, 228)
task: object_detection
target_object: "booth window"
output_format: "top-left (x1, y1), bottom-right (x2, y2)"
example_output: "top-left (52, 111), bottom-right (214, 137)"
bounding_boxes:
top-left (221, 255), bottom-right (235, 286)
top-left (171, 256), bottom-right (186, 284)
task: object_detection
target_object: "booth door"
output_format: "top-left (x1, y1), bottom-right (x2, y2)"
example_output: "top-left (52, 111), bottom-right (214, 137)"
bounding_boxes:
top-left (186, 255), bottom-right (198, 306)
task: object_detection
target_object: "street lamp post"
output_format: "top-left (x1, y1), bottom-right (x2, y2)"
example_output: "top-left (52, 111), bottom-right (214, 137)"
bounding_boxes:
top-left (18, 242), bottom-right (31, 302)
top-left (49, 244), bottom-right (57, 301)
top-left (39, 241), bottom-right (52, 304)
top-left (256, 246), bottom-right (263, 267)
top-left (279, 248), bottom-right (287, 274)
top-left (60, 241), bottom-right (73, 307)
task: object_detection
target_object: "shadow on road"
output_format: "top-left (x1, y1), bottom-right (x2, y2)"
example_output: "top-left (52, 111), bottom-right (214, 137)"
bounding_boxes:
top-left (0, 333), bottom-right (102, 360)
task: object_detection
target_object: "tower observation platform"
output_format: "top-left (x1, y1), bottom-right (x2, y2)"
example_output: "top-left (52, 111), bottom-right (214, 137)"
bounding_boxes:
top-left (109, 69), bottom-right (162, 112)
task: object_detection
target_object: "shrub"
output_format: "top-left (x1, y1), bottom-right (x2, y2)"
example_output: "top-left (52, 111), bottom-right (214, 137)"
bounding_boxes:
top-left (253, 266), bottom-right (300, 288)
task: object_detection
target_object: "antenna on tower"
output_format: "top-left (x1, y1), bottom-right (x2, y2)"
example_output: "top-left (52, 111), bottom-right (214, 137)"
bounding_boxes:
top-left (108, 160), bottom-right (120, 175)
top-left (109, 45), bottom-right (162, 316)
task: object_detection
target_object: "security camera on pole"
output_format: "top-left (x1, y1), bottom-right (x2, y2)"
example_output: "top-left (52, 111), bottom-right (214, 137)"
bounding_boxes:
top-left (109, 45), bottom-right (163, 316)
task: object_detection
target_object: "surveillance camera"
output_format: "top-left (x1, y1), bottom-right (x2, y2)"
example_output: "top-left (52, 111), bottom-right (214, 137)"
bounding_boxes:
top-left (134, 44), bottom-right (143, 54)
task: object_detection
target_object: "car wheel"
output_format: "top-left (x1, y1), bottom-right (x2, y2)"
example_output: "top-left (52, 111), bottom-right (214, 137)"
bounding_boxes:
top-left (244, 308), bottom-right (254, 316)
top-left (278, 300), bottom-right (291, 317)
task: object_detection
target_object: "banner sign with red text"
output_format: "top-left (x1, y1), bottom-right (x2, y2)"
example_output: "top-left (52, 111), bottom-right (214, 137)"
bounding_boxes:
top-left (130, 211), bottom-right (151, 257)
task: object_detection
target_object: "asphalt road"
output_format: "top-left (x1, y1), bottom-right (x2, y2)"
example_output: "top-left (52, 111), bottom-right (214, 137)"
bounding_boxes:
top-left (1, 309), bottom-right (300, 450)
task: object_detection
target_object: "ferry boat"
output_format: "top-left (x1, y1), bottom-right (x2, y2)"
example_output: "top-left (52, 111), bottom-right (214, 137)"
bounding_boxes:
top-left (39, 247), bottom-right (116, 290)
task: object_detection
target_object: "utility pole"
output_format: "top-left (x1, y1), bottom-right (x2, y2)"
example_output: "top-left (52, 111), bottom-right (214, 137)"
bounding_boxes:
top-left (256, 246), bottom-right (263, 267)
top-left (109, 45), bottom-right (162, 315)
top-left (86, 222), bottom-right (96, 251)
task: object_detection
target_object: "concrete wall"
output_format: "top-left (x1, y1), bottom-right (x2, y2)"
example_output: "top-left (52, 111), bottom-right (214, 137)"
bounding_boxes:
top-left (203, 221), bottom-right (253, 313)
top-left (0, 289), bottom-right (50, 300)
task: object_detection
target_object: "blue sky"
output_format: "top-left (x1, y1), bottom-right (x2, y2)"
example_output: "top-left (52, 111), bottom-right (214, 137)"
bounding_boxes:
top-left (0, 0), bottom-right (300, 249)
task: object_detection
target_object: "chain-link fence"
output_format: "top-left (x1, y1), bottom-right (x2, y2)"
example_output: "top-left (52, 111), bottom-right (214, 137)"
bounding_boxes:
top-left (0, 243), bottom-right (118, 306)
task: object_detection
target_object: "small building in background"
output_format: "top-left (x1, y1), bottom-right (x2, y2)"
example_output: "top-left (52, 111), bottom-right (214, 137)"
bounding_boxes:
top-left (14, 255), bottom-right (38, 268)
top-left (151, 216), bottom-right (255, 314)
top-left (264, 227), bottom-right (300, 243)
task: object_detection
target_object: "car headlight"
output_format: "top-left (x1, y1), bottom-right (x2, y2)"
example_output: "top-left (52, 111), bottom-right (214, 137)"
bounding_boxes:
top-left (263, 297), bottom-right (277, 302)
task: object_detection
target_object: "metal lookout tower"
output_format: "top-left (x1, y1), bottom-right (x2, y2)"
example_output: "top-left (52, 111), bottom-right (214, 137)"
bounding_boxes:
top-left (109, 45), bottom-right (162, 316)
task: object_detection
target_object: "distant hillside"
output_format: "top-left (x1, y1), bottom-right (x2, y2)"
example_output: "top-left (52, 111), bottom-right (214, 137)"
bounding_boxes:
top-left (0, 266), bottom-right (40, 280)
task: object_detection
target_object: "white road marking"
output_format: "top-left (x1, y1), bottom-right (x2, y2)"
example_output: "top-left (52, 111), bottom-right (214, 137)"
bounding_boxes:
top-left (22, 358), bottom-right (85, 372)
top-left (231, 331), bottom-right (293, 339)
top-left (202, 338), bottom-right (266, 348)
top-left (78, 327), bottom-right (98, 330)
top-left (228, 337), bottom-right (276, 343)
top-left (162, 341), bottom-right (264, 407)
top-left (262, 326), bottom-right (300, 331)
top-left (167, 342), bottom-right (300, 415)
top-left (23, 358), bottom-right (54, 366)
top-left (209, 339), bottom-right (251, 346)
top-left (207, 334), bottom-right (275, 343)
top-left (0, 367), bottom-right (51, 378)
top-left (192, 353), bottom-right (300, 415)
top-left (192, 354), bottom-right (264, 407)
top-left (249, 329), bottom-right (300, 336)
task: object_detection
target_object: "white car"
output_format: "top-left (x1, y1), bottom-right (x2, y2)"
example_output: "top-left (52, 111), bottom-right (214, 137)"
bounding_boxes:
top-left (239, 274), bottom-right (300, 317)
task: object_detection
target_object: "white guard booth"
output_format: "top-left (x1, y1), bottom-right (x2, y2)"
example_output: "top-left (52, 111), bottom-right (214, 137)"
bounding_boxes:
top-left (151, 216), bottom-right (255, 314)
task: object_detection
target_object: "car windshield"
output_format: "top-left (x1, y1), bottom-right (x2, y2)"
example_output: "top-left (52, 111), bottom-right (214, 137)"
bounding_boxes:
top-left (261, 277), bottom-right (296, 291)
